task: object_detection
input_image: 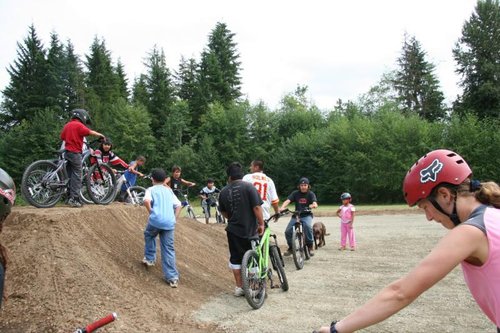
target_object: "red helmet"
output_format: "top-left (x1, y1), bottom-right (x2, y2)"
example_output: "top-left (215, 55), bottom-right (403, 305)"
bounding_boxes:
top-left (403, 149), bottom-right (472, 206)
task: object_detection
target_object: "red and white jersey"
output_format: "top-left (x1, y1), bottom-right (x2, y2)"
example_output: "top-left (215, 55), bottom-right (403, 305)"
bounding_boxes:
top-left (243, 172), bottom-right (279, 220)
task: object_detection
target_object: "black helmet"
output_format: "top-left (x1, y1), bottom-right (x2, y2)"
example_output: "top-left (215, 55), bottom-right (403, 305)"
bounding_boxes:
top-left (71, 108), bottom-right (92, 125)
top-left (0, 168), bottom-right (16, 223)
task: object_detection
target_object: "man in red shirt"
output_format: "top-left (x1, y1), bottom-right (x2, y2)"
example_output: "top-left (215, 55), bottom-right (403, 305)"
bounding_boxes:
top-left (60, 109), bottom-right (104, 207)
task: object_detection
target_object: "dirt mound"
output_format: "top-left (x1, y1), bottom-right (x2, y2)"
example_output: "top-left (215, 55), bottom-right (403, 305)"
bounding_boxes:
top-left (0, 204), bottom-right (232, 333)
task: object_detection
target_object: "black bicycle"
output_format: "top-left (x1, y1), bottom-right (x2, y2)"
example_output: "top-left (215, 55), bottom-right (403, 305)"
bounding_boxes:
top-left (281, 208), bottom-right (312, 270)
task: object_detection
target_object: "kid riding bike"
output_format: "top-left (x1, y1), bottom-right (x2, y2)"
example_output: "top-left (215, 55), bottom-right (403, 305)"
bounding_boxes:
top-left (240, 211), bottom-right (289, 309)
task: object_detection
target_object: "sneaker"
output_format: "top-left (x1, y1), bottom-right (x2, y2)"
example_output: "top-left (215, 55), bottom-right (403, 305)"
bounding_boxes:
top-left (283, 248), bottom-right (293, 256)
top-left (168, 280), bottom-right (178, 288)
top-left (234, 287), bottom-right (245, 297)
top-left (350, 247), bottom-right (356, 251)
top-left (68, 198), bottom-right (82, 208)
top-left (142, 257), bottom-right (155, 267)
top-left (338, 246), bottom-right (346, 251)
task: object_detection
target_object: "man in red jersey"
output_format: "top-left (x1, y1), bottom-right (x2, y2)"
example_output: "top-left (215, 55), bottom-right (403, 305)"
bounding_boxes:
top-left (60, 109), bottom-right (104, 207)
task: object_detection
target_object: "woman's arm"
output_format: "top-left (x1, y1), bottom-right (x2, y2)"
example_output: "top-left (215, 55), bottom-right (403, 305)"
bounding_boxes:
top-left (319, 225), bottom-right (486, 333)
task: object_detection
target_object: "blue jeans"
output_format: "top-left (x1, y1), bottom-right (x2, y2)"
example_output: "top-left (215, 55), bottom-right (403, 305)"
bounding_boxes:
top-left (144, 224), bottom-right (179, 281)
top-left (285, 214), bottom-right (314, 249)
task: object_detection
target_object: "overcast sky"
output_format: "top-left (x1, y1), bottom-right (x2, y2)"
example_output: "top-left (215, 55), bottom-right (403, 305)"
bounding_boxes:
top-left (0, 0), bottom-right (478, 110)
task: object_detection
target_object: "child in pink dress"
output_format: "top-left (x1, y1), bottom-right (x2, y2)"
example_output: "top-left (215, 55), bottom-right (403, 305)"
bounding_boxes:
top-left (336, 192), bottom-right (356, 251)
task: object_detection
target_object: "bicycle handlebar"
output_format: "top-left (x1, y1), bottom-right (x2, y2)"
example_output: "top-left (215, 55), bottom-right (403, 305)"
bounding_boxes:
top-left (279, 207), bottom-right (312, 217)
top-left (74, 312), bottom-right (117, 333)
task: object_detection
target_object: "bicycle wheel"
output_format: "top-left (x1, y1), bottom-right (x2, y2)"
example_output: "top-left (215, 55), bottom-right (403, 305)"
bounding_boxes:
top-left (270, 245), bottom-right (288, 291)
top-left (21, 160), bottom-right (64, 208)
top-left (187, 206), bottom-right (198, 221)
top-left (126, 186), bottom-right (146, 205)
top-left (291, 227), bottom-right (305, 270)
top-left (304, 233), bottom-right (311, 260)
top-left (216, 209), bottom-right (226, 224)
top-left (241, 249), bottom-right (266, 309)
top-left (79, 158), bottom-right (93, 204)
top-left (86, 163), bottom-right (116, 204)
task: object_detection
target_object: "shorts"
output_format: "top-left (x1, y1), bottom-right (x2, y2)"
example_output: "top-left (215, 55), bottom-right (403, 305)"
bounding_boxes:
top-left (226, 232), bottom-right (253, 266)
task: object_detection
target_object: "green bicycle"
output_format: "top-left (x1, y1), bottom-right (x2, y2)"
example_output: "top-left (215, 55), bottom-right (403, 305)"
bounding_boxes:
top-left (241, 211), bottom-right (289, 309)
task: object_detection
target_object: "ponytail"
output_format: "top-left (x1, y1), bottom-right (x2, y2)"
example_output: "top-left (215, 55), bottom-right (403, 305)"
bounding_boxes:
top-left (475, 181), bottom-right (500, 209)
top-left (457, 179), bottom-right (500, 209)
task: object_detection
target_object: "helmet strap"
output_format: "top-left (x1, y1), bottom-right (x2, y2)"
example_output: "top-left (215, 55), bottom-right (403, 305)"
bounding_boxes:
top-left (429, 195), bottom-right (461, 226)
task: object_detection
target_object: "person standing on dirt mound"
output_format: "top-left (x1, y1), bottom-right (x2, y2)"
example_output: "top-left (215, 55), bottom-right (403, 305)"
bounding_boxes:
top-left (314, 149), bottom-right (500, 333)
top-left (219, 162), bottom-right (264, 297)
top-left (60, 109), bottom-right (105, 208)
top-left (0, 168), bottom-right (16, 308)
top-left (142, 168), bottom-right (182, 288)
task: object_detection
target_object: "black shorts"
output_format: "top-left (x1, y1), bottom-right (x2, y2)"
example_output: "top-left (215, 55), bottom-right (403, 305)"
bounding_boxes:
top-left (226, 232), bottom-right (253, 265)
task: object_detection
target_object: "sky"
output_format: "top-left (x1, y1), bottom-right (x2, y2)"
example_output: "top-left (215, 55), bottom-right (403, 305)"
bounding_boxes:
top-left (0, 0), bottom-right (478, 110)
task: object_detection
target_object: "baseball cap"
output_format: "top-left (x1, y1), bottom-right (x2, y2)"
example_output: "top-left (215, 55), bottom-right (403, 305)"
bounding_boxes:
top-left (299, 177), bottom-right (309, 185)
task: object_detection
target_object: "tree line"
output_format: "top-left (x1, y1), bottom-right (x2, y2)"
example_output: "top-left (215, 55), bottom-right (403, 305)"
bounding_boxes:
top-left (0, 1), bottom-right (499, 204)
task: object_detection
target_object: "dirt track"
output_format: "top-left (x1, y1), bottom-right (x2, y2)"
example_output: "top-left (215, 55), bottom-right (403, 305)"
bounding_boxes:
top-left (0, 205), bottom-right (493, 332)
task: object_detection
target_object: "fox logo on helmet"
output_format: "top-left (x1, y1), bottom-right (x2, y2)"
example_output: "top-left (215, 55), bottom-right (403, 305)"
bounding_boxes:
top-left (419, 159), bottom-right (443, 184)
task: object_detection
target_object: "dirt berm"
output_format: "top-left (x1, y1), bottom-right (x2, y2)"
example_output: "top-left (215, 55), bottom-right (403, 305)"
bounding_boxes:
top-left (0, 204), bottom-right (233, 333)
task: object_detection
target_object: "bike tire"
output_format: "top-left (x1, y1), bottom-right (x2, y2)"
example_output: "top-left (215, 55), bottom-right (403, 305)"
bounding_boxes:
top-left (291, 227), bottom-right (305, 270)
top-left (241, 249), bottom-right (266, 309)
top-left (304, 234), bottom-right (311, 260)
top-left (126, 186), bottom-right (146, 205)
top-left (216, 209), bottom-right (225, 224)
top-left (86, 163), bottom-right (116, 205)
top-left (270, 245), bottom-right (289, 291)
top-left (187, 206), bottom-right (198, 221)
top-left (21, 160), bottom-right (64, 208)
top-left (79, 157), bottom-right (94, 204)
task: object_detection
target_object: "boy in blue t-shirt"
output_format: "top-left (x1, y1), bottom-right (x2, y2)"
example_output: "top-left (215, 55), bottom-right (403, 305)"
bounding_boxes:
top-left (142, 168), bottom-right (182, 288)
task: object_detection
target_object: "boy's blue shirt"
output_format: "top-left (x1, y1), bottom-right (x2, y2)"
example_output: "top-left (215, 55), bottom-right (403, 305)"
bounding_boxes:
top-left (146, 184), bottom-right (178, 230)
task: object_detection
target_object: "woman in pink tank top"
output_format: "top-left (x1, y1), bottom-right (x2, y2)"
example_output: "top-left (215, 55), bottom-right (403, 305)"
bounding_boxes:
top-left (315, 149), bottom-right (500, 333)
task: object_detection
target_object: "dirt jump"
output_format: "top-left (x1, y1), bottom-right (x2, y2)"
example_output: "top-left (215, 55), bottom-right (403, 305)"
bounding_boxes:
top-left (0, 205), bottom-right (492, 332)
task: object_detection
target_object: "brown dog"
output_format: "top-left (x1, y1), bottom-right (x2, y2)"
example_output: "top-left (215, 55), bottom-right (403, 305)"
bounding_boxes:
top-left (313, 222), bottom-right (326, 249)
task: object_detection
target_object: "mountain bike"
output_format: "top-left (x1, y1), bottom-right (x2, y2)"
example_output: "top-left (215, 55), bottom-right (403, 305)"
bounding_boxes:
top-left (203, 192), bottom-right (225, 224)
top-left (21, 140), bottom-right (115, 208)
top-left (98, 169), bottom-right (147, 205)
top-left (74, 312), bottom-right (117, 333)
top-left (241, 211), bottom-right (288, 309)
top-left (282, 208), bottom-right (312, 270)
top-left (176, 187), bottom-right (198, 221)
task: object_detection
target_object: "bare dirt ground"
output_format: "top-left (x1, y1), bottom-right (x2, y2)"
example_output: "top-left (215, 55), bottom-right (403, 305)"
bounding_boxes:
top-left (0, 205), bottom-right (493, 332)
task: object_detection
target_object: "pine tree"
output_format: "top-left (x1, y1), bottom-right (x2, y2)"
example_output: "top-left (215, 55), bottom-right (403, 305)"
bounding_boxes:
top-left (199, 22), bottom-right (242, 106)
top-left (143, 46), bottom-right (176, 138)
top-left (85, 37), bottom-right (119, 106)
top-left (131, 74), bottom-right (149, 106)
top-left (115, 59), bottom-right (129, 100)
top-left (64, 40), bottom-right (86, 111)
top-left (453, 0), bottom-right (500, 118)
top-left (1, 25), bottom-right (49, 127)
top-left (393, 34), bottom-right (446, 121)
top-left (46, 32), bottom-right (67, 116)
